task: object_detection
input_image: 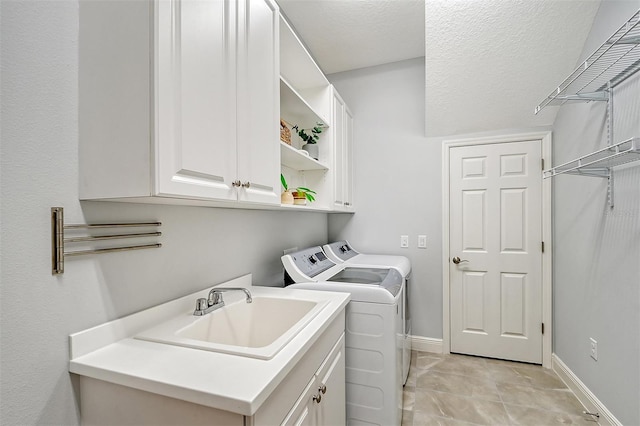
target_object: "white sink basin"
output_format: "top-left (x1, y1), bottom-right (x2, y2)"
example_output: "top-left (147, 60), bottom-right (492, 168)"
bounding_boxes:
top-left (135, 296), bottom-right (328, 359)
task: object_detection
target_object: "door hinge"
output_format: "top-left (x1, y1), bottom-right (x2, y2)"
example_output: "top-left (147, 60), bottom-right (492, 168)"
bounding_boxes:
top-left (541, 241), bottom-right (545, 253)
top-left (541, 158), bottom-right (545, 170)
top-left (541, 323), bottom-right (545, 334)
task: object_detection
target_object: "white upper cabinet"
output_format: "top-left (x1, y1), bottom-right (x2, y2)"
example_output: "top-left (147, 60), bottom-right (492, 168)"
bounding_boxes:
top-left (155, 0), bottom-right (237, 201)
top-left (80, 0), bottom-right (280, 206)
top-left (331, 88), bottom-right (354, 212)
top-left (236, 0), bottom-right (281, 204)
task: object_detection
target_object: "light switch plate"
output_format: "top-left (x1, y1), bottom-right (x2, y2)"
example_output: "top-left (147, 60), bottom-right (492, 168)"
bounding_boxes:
top-left (418, 235), bottom-right (427, 248)
top-left (400, 235), bottom-right (409, 248)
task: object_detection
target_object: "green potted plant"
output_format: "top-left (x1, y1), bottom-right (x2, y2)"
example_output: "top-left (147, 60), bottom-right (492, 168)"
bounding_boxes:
top-left (292, 122), bottom-right (323, 160)
top-left (292, 186), bottom-right (316, 206)
top-left (280, 174), bottom-right (294, 204)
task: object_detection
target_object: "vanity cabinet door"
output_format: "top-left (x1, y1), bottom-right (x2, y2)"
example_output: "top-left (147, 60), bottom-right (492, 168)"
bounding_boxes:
top-left (315, 335), bottom-right (346, 425)
top-left (279, 334), bottom-right (346, 426)
top-left (281, 377), bottom-right (316, 426)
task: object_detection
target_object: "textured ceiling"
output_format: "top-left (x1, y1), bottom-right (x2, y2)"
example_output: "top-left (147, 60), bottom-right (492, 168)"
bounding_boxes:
top-left (277, 0), bottom-right (425, 74)
top-left (425, 0), bottom-right (601, 137)
top-left (277, 0), bottom-right (601, 138)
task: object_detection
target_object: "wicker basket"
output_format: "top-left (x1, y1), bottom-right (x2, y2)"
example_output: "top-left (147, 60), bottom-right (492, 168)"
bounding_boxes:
top-left (280, 119), bottom-right (292, 145)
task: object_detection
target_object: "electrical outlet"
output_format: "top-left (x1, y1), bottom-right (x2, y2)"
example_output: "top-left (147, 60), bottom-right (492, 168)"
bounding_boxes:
top-left (400, 235), bottom-right (409, 248)
top-left (418, 235), bottom-right (427, 248)
top-left (590, 338), bottom-right (598, 361)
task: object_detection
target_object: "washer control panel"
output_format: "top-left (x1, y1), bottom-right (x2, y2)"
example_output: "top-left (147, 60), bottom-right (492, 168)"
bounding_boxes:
top-left (326, 240), bottom-right (359, 261)
top-left (287, 246), bottom-right (336, 278)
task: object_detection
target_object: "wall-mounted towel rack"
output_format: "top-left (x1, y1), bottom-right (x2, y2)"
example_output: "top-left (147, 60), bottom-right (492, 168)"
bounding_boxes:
top-left (51, 207), bottom-right (162, 275)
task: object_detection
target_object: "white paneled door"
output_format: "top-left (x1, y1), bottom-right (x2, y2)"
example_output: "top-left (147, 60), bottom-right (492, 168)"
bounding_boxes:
top-left (449, 140), bottom-right (542, 363)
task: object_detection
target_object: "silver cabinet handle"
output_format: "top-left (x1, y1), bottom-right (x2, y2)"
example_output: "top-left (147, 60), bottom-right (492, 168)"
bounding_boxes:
top-left (313, 394), bottom-right (322, 403)
top-left (241, 181), bottom-right (251, 188)
top-left (232, 180), bottom-right (242, 187)
top-left (452, 256), bottom-right (468, 264)
top-left (319, 384), bottom-right (327, 394)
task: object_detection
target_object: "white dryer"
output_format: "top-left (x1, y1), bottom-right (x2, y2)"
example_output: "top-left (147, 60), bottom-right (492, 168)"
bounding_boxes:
top-left (282, 247), bottom-right (404, 426)
top-left (323, 241), bottom-right (412, 384)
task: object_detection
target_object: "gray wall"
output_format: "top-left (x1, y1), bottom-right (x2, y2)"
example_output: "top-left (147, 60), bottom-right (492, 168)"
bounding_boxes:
top-left (328, 59), bottom-right (552, 340)
top-left (328, 59), bottom-right (445, 339)
top-left (552, 1), bottom-right (640, 424)
top-left (0, 2), bottom-right (327, 425)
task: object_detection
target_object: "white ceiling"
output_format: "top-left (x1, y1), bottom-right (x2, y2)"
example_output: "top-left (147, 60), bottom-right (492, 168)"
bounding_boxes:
top-left (425, 0), bottom-right (601, 137)
top-left (277, 0), bottom-right (426, 74)
top-left (278, 0), bottom-right (601, 137)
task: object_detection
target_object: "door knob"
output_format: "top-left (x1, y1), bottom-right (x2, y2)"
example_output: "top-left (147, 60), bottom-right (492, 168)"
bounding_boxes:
top-left (452, 256), bottom-right (468, 264)
top-left (241, 181), bottom-right (251, 188)
top-left (319, 384), bottom-right (327, 394)
top-left (232, 180), bottom-right (242, 187)
top-left (313, 394), bottom-right (322, 403)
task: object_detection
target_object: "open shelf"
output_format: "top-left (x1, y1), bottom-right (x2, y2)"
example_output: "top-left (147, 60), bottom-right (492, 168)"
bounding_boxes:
top-left (280, 142), bottom-right (328, 171)
top-left (535, 9), bottom-right (640, 114)
top-left (280, 78), bottom-right (330, 129)
top-left (544, 137), bottom-right (640, 178)
top-left (279, 14), bottom-right (329, 91)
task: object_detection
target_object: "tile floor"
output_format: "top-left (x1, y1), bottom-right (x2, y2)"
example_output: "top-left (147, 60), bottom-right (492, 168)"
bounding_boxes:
top-left (402, 351), bottom-right (597, 425)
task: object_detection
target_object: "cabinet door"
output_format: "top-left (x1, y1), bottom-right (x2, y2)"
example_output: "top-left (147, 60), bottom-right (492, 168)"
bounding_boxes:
top-left (281, 377), bottom-right (316, 426)
top-left (343, 107), bottom-right (354, 210)
top-left (316, 335), bottom-right (346, 426)
top-left (332, 91), bottom-right (346, 210)
top-left (236, 0), bottom-right (280, 205)
top-left (156, 0), bottom-right (238, 200)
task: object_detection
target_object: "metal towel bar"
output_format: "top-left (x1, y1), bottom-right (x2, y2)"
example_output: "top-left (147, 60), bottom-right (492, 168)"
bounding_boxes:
top-left (51, 207), bottom-right (162, 275)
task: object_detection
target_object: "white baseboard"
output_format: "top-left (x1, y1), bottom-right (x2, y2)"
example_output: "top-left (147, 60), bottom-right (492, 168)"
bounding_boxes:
top-left (410, 336), bottom-right (443, 354)
top-left (552, 354), bottom-right (621, 426)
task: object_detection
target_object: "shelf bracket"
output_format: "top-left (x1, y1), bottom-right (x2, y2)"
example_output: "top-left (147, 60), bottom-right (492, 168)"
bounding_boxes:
top-left (607, 170), bottom-right (614, 209)
top-left (554, 91), bottom-right (609, 102)
top-left (564, 168), bottom-right (611, 178)
top-left (607, 82), bottom-right (613, 146)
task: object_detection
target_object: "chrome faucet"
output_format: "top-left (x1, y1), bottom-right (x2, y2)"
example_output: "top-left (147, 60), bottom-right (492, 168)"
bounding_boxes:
top-left (193, 287), bottom-right (252, 316)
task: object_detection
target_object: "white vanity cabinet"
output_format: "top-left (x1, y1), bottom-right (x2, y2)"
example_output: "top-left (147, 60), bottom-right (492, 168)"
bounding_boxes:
top-left (78, 329), bottom-right (346, 426)
top-left (79, 0), bottom-right (280, 206)
top-left (71, 280), bottom-right (349, 426)
top-left (281, 335), bottom-right (346, 426)
top-left (331, 88), bottom-right (354, 212)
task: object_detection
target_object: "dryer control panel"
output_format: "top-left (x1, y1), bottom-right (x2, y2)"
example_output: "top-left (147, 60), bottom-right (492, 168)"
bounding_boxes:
top-left (285, 246), bottom-right (336, 278)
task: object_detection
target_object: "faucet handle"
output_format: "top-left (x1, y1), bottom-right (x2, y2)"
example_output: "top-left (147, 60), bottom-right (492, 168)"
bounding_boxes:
top-left (196, 298), bottom-right (208, 311)
top-left (208, 290), bottom-right (223, 305)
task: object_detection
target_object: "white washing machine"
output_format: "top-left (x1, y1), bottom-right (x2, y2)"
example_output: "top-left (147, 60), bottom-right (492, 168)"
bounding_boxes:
top-left (282, 246), bottom-right (404, 426)
top-left (323, 241), bottom-right (412, 384)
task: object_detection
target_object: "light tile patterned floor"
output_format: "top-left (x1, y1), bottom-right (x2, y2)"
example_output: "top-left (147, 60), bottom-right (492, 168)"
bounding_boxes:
top-left (402, 351), bottom-right (598, 425)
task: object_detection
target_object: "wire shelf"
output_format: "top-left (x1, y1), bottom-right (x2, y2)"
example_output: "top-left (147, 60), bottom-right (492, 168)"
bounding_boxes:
top-left (535, 9), bottom-right (640, 114)
top-left (543, 137), bottom-right (640, 178)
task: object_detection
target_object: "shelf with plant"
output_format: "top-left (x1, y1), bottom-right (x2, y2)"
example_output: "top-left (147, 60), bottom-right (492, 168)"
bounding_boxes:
top-left (280, 174), bottom-right (318, 207)
top-left (291, 122), bottom-right (324, 161)
top-left (280, 142), bottom-right (328, 171)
